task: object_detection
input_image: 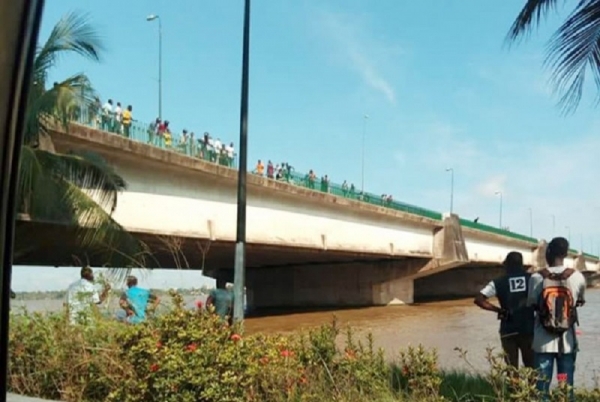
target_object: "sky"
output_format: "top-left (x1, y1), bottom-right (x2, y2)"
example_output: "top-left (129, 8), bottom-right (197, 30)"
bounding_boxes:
top-left (12, 0), bottom-right (600, 290)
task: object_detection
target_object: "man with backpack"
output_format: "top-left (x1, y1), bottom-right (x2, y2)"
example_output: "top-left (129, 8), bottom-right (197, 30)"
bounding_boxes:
top-left (475, 251), bottom-right (535, 368)
top-left (527, 237), bottom-right (586, 399)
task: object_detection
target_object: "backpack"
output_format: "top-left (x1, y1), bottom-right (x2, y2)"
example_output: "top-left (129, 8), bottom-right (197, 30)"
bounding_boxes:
top-left (538, 268), bottom-right (577, 335)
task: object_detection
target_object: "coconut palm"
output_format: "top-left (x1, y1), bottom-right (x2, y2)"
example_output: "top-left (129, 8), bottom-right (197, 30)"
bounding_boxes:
top-left (17, 12), bottom-right (145, 271)
top-left (508, 0), bottom-right (600, 113)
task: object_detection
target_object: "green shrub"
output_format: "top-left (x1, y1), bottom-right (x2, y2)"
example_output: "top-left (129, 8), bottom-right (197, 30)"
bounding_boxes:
top-left (8, 292), bottom-right (600, 402)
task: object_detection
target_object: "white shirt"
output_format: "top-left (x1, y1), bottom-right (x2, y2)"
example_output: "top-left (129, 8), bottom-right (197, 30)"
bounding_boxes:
top-left (102, 102), bottom-right (112, 115)
top-left (225, 145), bottom-right (234, 158)
top-left (480, 281), bottom-right (497, 298)
top-left (527, 266), bottom-right (586, 354)
top-left (214, 140), bottom-right (222, 152)
top-left (66, 278), bottom-right (101, 324)
top-left (114, 106), bottom-right (122, 122)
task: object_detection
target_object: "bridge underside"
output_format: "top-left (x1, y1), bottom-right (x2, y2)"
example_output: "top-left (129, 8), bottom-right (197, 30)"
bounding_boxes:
top-left (14, 220), bottom-right (509, 308)
top-left (13, 220), bottom-right (411, 272)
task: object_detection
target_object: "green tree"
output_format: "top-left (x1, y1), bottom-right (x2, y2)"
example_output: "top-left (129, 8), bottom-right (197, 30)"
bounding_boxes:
top-left (16, 12), bottom-right (145, 273)
top-left (508, 0), bottom-right (600, 113)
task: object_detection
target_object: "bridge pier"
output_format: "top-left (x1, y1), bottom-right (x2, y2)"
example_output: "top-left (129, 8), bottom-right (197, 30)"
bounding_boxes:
top-left (245, 214), bottom-right (470, 310)
top-left (245, 260), bottom-right (419, 309)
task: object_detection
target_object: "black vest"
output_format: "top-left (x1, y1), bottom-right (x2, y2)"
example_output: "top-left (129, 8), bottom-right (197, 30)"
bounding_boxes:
top-left (493, 270), bottom-right (534, 335)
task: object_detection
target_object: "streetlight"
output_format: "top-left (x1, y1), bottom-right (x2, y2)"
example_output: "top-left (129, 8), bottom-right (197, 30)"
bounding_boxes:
top-left (361, 114), bottom-right (369, 194)
top-left (495, 191), bottom-right (503, 229)
top-left (445, 168), bottom-right (454, 214)
top-left (146, 14), bottom-right (162, 120)
top-left (233, 0), bottom-right (251, 325)
top-left (528, 207), bottom-right (533, 238)
top-left (551, 214), bottom-right (556, 236)
top-left (565, 226), bottom-right (571, 244)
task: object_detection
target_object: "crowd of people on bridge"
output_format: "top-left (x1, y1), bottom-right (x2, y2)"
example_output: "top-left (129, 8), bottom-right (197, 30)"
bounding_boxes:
top-left (473, 236), bottom-right (586, 400)
top-left (80, 97), bottom-right (238, 168)
top-left (81, 96), bottom-right (407, 214)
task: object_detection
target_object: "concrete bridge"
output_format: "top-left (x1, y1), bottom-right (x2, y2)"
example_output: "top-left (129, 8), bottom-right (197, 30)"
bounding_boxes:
top-left (14, 123), bottom-right (600, 308)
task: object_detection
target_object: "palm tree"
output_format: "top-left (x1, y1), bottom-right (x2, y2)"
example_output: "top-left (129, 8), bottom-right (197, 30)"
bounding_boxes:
top-left (508, 0), bottom-right (600, 114)
top-left (17, 12), bottom-right (145, 272)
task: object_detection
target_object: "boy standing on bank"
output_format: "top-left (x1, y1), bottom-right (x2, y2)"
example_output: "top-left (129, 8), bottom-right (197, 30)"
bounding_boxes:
top-left (527, 237), bottom-right (585, 400)
top-left (475, 251), bottom-right (535, 368)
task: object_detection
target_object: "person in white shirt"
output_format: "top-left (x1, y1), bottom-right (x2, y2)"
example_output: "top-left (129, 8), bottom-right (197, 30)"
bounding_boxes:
top-left (213, 138), bottom-right (223, 163)
top-left (527, 237), bottom-right (586, 400)
top-left (113, 102), bottom-right (123, 134)
top-left (225, 142), bottom-right (235, 167)
top-left (101, 99), bottom-right (113, 131)
top-left (66, 266), bottom-right (110, 324)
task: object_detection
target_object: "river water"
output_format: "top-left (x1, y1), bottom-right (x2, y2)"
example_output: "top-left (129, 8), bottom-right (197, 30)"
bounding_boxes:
top-left (11, 289), bottom-right (600, 387)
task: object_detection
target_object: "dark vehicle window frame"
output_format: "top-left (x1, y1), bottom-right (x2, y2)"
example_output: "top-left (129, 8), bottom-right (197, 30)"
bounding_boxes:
top-left (0, 0), bottom-right (46, 399)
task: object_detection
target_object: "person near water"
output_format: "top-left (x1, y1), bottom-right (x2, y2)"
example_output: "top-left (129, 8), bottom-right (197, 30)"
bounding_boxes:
top-left (66, 266), bottom-right (110, 324)
top-left (118, 275), bottom-right (160, 324)
top-left (527, 237), bottom-right (586, 400)
top-left (206, 276), bottom-right (234, 325)
top-left (474, 251), bottom-right (535, 368)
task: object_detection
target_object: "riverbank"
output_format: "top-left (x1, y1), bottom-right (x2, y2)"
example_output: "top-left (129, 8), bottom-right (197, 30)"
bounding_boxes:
top-left (8, 292), bottom-right (600, 402)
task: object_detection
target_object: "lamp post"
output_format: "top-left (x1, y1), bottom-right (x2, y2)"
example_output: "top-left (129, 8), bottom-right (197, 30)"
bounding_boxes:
top-left (233, 0), bottom-right (251, 325)
top-left (146, 14), bottom-right (162, 120)
top-left (551, 214), bottom-right (556, 236)
top-left (495, 191), bottom-right (503, 229)
top-left (361, 114), bottom-right (369, 194)
top-left (445, 168), bottom-right (454, 214)
top-left (528, 207), bottom-right (533, 238)
top-left (565, 226), bottom-right (571, 244)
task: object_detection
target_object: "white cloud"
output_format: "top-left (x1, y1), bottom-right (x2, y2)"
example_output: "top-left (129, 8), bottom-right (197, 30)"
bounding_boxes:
top-left (391, 119), bottom-right (600, 248)
top-left (476, 175), bottom-right (507, 197)
top-left (315, 10), bottom-right (397, 104)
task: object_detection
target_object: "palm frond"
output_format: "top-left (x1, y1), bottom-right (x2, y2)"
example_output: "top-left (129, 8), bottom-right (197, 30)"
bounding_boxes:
top-left (34, 11), bottom-right (103, 84)
top-left (24, 73), bottom-right (96, 145)
top-left (545, 0), bottom-right (600, 113)
top-left (61, 180), bottom-right (147, 268)
top-left (17, 146), bottom-right (44, 214)
top-left (34, 149), bottom-right (125, 213)
top-left (507, 0), bottom-right (563, 41)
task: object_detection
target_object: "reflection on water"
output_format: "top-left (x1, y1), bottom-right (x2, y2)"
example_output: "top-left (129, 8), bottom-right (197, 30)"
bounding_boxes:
top-left (12, 289), bottom-right (600, 387)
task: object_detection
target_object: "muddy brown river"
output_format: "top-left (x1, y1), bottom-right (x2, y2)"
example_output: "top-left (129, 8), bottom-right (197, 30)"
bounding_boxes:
top-left (12, 289), bottom-right (600, 387)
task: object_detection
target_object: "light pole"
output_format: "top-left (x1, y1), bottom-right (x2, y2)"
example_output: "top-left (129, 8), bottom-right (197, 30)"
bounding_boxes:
top-left (528, 207), bottom-right (533, 238)
top-left (445, 168), bottom-right (454, 214)
top-left (146, 14), bottom-right (162, 120)
top-left (495, 191), bottom-right (503, 229)
top-left (551, 214), bottom-right (556, 236)
top-left (565, 226), bottom-right (571, 244)
top-left (361, 114), bottom-right (369, 194)
top-left (233, 0), bottom-right (251, 325)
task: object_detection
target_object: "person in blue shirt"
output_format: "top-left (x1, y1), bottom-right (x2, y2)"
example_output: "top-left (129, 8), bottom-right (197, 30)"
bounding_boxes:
top-left (118, 275), bottom-right (160, 324)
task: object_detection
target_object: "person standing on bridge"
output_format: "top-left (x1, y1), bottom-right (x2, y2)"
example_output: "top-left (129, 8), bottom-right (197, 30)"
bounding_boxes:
top-left (117, 275), bottom-right (160, 324)
top-left (206, 276), bottom-right (234, 325)
top-left (527, 237), bottom-right (586, 400)
top-left (474, 251), bottom-right (535, 369)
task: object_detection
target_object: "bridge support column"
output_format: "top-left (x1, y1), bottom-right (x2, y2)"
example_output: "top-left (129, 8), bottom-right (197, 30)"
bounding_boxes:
top-left (246, 260), bottom-right (424, 310)
top-left (531, 240), bottom-right (547, 271)
top-left (574, 253), bottom-right (587, 271)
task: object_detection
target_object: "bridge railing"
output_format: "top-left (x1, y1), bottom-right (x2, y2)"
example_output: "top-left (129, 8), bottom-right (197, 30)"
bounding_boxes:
top-left (71, 114), bottom-right (594, 254)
